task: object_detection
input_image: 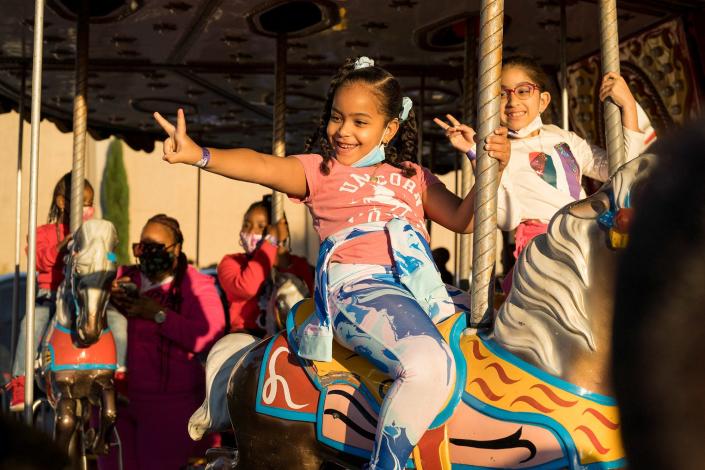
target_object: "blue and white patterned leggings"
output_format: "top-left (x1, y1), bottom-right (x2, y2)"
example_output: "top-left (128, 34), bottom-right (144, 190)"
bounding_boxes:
top-left (328, 264), bottom-right (469, 470)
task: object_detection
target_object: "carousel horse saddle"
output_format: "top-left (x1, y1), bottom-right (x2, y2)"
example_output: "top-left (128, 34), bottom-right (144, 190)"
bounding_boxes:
top-left (251, 299), bottom-right (467, 467)
top-left (283, 299), bottom-right (467, 426)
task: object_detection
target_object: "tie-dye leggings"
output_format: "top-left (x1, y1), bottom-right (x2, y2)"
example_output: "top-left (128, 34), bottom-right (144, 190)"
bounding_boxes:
top-left (328, 264), bottom-right (470, 470)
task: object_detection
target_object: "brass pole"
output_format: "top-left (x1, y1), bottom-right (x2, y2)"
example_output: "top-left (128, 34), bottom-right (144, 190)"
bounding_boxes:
top-left (70, 0), bottom-right (89, 233)
top-left (271, 34), bottom-right (287, 222)
top-left (560, 0), bottom-right (569, 130)
top-left (599, 0), bottom-right (625, 174)
top-left (470, 0), bottom-right (504, 328)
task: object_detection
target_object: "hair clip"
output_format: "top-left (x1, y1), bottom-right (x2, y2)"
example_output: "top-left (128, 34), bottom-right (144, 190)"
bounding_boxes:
top-left (354, 56), bottom-right (375, 70)
top-left (399, 96), bottom-right (413, 121)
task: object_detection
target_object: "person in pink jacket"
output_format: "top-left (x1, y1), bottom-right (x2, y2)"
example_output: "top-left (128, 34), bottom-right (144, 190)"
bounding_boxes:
top-left (100, 214), bottom-right (226, 470)
top-left (218, 197), bottom-right (314, 335)
top-left (6, 172), bottom-right (127, 412)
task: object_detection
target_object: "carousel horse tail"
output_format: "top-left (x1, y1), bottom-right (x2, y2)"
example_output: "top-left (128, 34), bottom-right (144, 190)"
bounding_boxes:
top-left (188, 333), bottom-right (259, 440)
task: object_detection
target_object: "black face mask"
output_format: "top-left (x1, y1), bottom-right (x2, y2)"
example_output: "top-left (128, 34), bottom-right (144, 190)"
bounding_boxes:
top-left (138, 250), bottom-right (175, 278)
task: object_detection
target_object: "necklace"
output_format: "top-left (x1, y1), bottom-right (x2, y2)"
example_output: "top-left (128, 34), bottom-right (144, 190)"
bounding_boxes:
top-left (369, 163), bottom-right (384, 184)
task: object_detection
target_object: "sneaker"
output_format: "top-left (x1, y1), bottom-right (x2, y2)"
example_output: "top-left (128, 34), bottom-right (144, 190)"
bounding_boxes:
top-left (5, 375), bottom-right (25, 412)
top-left (114, 370), bottom-right (129, 404)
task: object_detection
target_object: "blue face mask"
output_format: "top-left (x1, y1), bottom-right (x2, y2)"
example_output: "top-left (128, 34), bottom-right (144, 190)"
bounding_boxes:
top-left (351, 126), bottom-right (388, 168)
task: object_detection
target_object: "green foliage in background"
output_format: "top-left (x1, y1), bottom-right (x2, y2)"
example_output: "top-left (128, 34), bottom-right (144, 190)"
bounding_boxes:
top-left (101, 139), bottom-right (130, 264)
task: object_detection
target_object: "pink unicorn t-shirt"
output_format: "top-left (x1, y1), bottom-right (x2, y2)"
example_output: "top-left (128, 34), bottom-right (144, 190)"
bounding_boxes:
top-left (289, 153), bottom-right (442, 265)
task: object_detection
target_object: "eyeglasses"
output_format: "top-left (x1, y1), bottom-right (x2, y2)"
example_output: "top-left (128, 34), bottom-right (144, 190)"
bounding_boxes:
top-left (132, 241), bottom-right (177, 257)
top-left (500, 83), bottom-right (540, 101)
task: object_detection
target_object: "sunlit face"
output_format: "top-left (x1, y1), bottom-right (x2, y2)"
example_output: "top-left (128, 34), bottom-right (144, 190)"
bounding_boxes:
top-left (326, 83), bottom-right (399, 166)
top-left (500, 66), bottom-right (551, 131)
top-left (241, 206), bottom-right (269, 236)
top-left (56, 187), bottom-right (95, 210)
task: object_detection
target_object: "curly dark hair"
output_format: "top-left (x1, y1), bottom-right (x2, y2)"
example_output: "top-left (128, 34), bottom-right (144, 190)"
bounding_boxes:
top-left (304, 57), bottom-right (418, 178)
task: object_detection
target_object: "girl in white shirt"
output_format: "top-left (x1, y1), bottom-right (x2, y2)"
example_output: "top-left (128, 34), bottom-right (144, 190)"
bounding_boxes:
top-left (435, 56), bottom-right (649, 291)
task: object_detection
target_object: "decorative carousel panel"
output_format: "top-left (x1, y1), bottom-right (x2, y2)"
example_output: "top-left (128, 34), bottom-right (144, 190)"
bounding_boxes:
top-left (567, 18), bottom-right (702, 146)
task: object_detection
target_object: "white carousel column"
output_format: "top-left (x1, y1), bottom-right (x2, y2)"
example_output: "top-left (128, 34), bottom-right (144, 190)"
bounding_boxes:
top-left (24, 0), bottom-right (47, 425)
top-left (11, 63), bottom-right (27, 367)
top-left (459, 17), bottom-right (477, 291)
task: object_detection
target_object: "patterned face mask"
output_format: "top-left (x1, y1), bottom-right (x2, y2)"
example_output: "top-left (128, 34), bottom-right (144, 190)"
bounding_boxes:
top-left (138, 248), bottom-right (175, 278)
top-left (82, 206), bottom-right (95, 222)
top-left (240, 232), bottom-right (264, 254)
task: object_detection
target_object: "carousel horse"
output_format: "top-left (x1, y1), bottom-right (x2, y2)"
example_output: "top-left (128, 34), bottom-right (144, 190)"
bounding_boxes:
top-left (258, 269), bottom-right (310, 337)
top-left (40, 219), bottom-right (119, 460)
top-left (191, 155), bottom-right (654, 469)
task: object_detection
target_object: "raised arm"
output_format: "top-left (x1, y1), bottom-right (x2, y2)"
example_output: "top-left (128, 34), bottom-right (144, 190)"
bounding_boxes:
top-left (154, 109), bottom-right (307, 198)
top-left (423, 125), bottom-right (510, 234)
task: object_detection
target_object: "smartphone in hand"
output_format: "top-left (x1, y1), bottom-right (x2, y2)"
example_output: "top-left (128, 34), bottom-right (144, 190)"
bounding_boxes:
top-left (117, 281), bottom-right (139, 298)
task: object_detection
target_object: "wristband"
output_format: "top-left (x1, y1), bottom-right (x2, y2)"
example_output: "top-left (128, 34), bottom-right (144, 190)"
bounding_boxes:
top-left (194, 147), bottom-right (211, 168)
top-left (466, 149), bottom-right (476, 161)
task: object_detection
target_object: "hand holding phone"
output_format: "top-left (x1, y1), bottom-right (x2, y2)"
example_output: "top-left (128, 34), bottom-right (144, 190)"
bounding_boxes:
top-left (117, 281), bottom-right (139, 298)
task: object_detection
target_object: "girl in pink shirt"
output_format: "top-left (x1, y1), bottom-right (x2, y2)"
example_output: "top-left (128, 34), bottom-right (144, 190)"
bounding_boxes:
top-left (153, 57), bottom-right (509, 470)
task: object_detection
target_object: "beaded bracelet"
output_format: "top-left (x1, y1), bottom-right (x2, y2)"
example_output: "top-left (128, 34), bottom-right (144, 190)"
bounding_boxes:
top-left (194, 147), bottom-right (211, 168)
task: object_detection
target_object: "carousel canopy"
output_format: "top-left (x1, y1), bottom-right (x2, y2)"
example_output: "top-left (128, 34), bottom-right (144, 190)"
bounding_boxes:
top-left (0, 0), bottom-right (703, 173)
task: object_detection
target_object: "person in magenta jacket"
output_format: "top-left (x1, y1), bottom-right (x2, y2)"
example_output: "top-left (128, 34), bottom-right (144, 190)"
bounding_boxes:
top-left (100, 214), bottom-right (225, 470)
top-left (218, 198), bottom-right (314, 335)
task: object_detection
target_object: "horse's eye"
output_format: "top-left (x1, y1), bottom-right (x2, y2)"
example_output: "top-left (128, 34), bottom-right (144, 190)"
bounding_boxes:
top-left (590, 200), bottom-right (607, 213)
top-left (569, 191), bottom-right (610, 219)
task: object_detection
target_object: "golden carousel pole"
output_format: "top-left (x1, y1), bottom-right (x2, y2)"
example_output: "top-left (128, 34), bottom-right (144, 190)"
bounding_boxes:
top-left (599, 0), bottom-right (626, 173)
top-left (271, 34), bottom-right (287, 222)
top-left (470, 0), bottom-right (504, 328)
top-left (560, 0), bottom-right (569, 131)
top-left (69, 0), bottom-right (89, 233)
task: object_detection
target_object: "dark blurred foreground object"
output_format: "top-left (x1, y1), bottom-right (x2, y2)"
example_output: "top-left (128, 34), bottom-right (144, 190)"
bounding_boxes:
top-left (613, 119), bottom-right (705, 470)
top-left (0, 412), bottom-right (70, 469)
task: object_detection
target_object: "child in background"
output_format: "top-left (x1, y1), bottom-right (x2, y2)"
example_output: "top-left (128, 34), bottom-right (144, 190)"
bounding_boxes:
top-left (153, 56), bottom-right (509, 470)
top-left (218, 197), bottom-right (314, 335)
top-left (5, 172), bottom-right (128, 411)
top-left (436, 56), bottom-right (650, 291)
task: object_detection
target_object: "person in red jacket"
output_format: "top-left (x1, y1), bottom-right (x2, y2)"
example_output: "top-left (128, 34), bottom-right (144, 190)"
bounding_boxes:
top-left (5, 172), bottom-right (127, 412)
top-left (101, 214), bottom-right (226, 470)
top-left (218, 197), bottom-right (314, 336)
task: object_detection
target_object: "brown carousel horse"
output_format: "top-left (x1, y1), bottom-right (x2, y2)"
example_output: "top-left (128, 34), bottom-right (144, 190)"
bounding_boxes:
top-left (40, 219), bottom-right (119, 462)
top-left (191, 155), bottom-right (654, 469)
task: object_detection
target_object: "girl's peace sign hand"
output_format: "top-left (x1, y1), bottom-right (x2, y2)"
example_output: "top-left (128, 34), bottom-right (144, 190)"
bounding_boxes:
top-left (153, 108), bottom-right (202, 165)
top-left (433, 114), bottom-right (476, 154)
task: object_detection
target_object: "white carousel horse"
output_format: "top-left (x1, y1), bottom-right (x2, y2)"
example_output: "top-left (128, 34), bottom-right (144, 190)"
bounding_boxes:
top-left (41, 219), bottom-right (119, 460)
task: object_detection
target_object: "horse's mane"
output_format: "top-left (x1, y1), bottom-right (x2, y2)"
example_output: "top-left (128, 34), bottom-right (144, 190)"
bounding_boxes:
top-left (493, 209), bottom-right (593, 376)
top-left (492, 155), bottom-right (654, 377)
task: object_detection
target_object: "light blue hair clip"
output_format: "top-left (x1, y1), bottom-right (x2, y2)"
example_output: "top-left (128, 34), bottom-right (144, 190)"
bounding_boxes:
top-left (354, 56), bottom-right (375, 70)
top-left (399, 96), bottom-right (413, 121)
